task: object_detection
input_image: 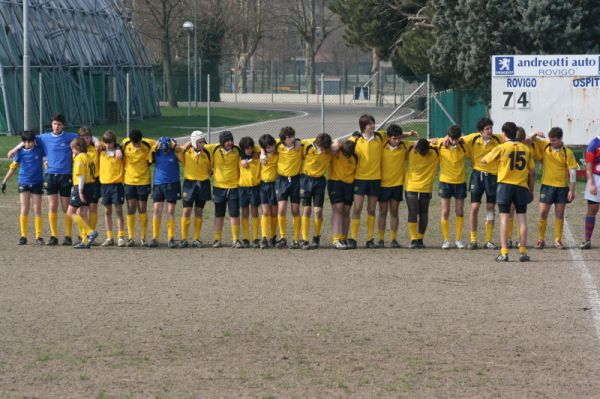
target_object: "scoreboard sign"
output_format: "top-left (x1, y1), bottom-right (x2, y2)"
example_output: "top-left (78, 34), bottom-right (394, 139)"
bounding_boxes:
top-left (491, 54), bottom-right (600, 144)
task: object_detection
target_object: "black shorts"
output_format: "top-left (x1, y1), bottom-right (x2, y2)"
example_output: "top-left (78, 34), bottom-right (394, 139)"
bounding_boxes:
top-left (354, 179), bottom-right (381, 197)
top-left (18, 182), bottom-right (44, 194)
top-left (300, 174), bottom-right (326, 207)
top-left (239, 185), bottom-right (261, 208)
top-left (275, 175), bottom-right (300, 203)
top-left (152, 182), bottom-right (181, 203)
top-left (44, 173), bottom-right (72, 197)
top-left (328, 180), bottom-right (354, 206)
top-left (260, 181), bottom-right (277, 206)
top-left (497, 183), bottom-right (530, 214)
top-left (89, 179), bottom-right (101, 204)
top-left (540, 185), bottom-right (569, 205)
top-left (182, 179), bottom-right (211, 208)
top-left (438, 182), bottom-right (467, 199)
top-left (470, 170), bottom-right (497, 203)
top-left (379, 185), bottom-right (404, 202)
top-left (101, 183), bottom-right (125, 206)
top-left (124, 184), bottom-right (151, 202)
top-left (213, 187), bottom-right (240, 218)
top-left (69, 184), bottom-right (95, 208)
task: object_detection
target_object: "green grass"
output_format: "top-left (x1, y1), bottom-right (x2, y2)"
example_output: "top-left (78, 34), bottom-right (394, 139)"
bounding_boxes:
top-left (0, 106), bottom-right (292, 156)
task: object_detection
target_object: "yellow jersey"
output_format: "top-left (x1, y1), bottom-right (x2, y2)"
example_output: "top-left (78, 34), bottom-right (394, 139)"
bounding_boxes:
top-left (122, 137), bottom-right (155, 185)
top-left (483, 141), bottom-right (534, 188)
top-left (239, 157), bottom-right (261, 187)
top-left (463, 132), bottom-right (503, 175)
top-left (205, 143), bottom-right (241, 189)
top-left (381, 141), bottom-right (408, 188)
top-left (276, 139), bottom-right (303, 177)
top-left (99, 148), bottom-right (124, 184)
top-left (179, 146), bottom-right (212, 181)
top-left (260, 152), bottom-right (278, 182)
top-left (405, 146), bottom-right (439, 193)
top-left (349, 130), bottom-right (387, 180)
top-left (437, 139), bottom-right (471, 184)
top-left (86, 145), bottom-right (99, 178)
top-left (301, 138), bottom-right (331, 178)
top-left (72, 152), bottom-right (95, 184)
top-left (532, 138), bottom-right (578, 188)
top-left (329, 151), bottom-right (357, 184)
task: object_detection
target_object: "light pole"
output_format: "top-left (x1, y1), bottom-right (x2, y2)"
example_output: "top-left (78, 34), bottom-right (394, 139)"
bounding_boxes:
top-left (193, 0), bottom-right (198, 107)
top-left (183, 20), bottom-right (194, 116)
top-left (23, 0), bottom-right (31, 131)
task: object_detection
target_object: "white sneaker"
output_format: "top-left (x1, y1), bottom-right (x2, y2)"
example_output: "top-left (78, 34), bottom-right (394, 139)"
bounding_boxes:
top-left (332, 240), bottom-right (347, 249)
top-left (101, 238), bottom-right (114, 247)
top-left (441, 240), bottom-right (451, 249)
top-left (455, 240), bottom-right (465, 249)
top-left (117, 238), bottom-right (126, 247)
top-left (484, 241), bottom-right (497, 250)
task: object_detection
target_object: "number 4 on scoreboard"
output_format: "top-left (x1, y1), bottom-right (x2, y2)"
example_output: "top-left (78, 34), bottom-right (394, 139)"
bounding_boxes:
top-left (502, 91), bottom-right (530, 109)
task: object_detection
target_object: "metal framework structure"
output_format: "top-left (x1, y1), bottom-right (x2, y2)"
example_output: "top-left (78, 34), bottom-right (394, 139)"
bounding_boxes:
top-left (0, 0), bottom-right (160, 134)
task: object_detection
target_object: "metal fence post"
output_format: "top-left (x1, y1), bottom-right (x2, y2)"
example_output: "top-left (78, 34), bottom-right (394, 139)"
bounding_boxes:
top-left (207, 73), bottom-right (211, 143)
top-left (321, 73), bottom-right (324, 133)
top-left (38, 71), bottom-right (42, 133)
top-left (23, 0), bottom-right (31, 131)
top-left (426, 74), bottom-right (430, 139)
top-left (126, 72), bottom-right (130, 137)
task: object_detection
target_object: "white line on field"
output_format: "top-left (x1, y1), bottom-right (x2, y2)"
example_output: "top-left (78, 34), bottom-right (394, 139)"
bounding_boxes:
top-left (563, 219), bottom-right (600, 340)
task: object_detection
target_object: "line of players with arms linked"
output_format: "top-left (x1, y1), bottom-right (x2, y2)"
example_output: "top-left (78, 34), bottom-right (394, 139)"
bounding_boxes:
top-left (3, 113), bottom-right (599, 262)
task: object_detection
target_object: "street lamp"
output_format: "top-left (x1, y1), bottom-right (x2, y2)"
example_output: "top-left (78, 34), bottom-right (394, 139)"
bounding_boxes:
top-left (183, 20), bottom-right (194, 116)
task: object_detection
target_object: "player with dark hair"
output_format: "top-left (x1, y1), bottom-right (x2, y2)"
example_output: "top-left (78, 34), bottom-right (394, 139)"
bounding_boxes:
top-left (299, 132), bottom-right (332, 249)
top-left (99, 130), bottom-right (126, 247)
top-left (328, 139), bottom-right (357, 249)
top-left (1, 131), bottom-right (45, 245)
top-left (482, 122), bottom-right (535, 262)
top-left (438, 125), bottom-right (471, 249)
top-left (405, 138), bottom-right (439, 248)
top-left (581, 134), bottom-right (600, 249)
top-left (238, 136), bottom-right (262, 248)
top-left (258, 134), bottom-right (279, 248)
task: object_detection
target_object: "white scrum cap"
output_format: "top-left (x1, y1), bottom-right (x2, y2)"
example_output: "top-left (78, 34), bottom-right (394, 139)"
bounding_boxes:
top-left (190, 130), bottom-right (207, 148)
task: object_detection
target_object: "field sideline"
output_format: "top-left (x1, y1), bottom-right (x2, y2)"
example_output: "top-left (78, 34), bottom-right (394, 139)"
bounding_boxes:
top-left (1, 177), bottom-right (600, 398)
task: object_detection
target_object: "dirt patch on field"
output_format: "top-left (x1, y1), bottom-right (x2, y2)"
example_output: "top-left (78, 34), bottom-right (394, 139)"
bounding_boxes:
top-left (1, 190), bottom-right (600, 398)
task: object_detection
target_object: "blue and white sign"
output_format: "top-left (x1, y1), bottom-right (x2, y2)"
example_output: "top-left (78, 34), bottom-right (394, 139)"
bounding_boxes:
top-left (491, 54), bottom-right (600, 144)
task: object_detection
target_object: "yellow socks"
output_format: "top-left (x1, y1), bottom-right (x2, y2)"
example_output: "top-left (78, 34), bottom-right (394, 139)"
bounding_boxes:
top-left (231, 223), bottom-right (240, 241)
top-left (455, 216), bottom-right (464, 241)
top-left (167, 219), bottom-right (175, 241)
top-left (470, 231), bottom-right (477, 243)
top-left (417, 232), bottom-right (424, 240)
top-left (139, 213), bottom-right (148, 239)
top-left (48, 212), bottom-right (58, 237)
top-left (485, 221), bottom-right (494, 242)
top-left (519, 245), bottom-right (527, 254)
top-left (314, 218), bottom-right (322, 237)
top-left (72, 214), bottom-right (91, 239)
top-left (181, 216), bottom-right (190, 240)
top-left (19, 215), bottom-right (28, 237)
top-left (301, 216), bottom-right (311, 241)
top-left (107, 230), bottom-right (114, 240)
top-left (193, 217), bottom-right (202, 241)
top-left (261, 215), bottom-right (270, 239)
top-left (501, 247), bottom-right (509, 255)
top-left (118, 230), bottom-right (125, 239)
top-left (507, 217), bottom-right (514, 240)
top-left (293, 216), bottom-right (301, 241)
top-left (390, 229), bottom-right (397, 241)
top-left (278, 215), bottom-right (287, 239)
top-left (441, 219), bottom-right (450, 241)
top-left (127, 214), bottom-right (136, 239)
top-left (242, 218), bottom-right (250, 240)
top-left (366, 215), bottom-right (375, 240)
top-left (63, 214), bottom-right (72, 237)
top-left (351, 218), bottom-right (360, 240)
top-left (270, 216), bottom-right (277, 239)
top-left (378, 229), bottom-right (385, 241)
top-left (89, 212), bottom-right (97, 230)
top-left (214, 229), bottom-right (222, 242)
top-left (152, 217), bottom-right (161, 240)
top-left (538, 218), bottom-right (547, 241)
top-left (555, 218), bottom-right (564, 242)
top-left (34, 216), bottom-right (42, 238)
top-left (252, 217), bottom-right (259, 241)
top-left (408, 222), bottom-right (418, 241)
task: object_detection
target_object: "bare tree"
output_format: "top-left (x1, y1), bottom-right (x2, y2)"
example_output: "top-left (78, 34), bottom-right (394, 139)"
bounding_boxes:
top-left (135, 0), bottom-right (186, 107)
top-left (224, 0), bottom-right (264, 93)
top-left (282, 0), bottom-right (340, 94)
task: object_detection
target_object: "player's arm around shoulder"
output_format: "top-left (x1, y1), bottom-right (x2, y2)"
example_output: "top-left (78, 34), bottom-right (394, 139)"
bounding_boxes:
top-left (481, 144), bottom-right (501, 164)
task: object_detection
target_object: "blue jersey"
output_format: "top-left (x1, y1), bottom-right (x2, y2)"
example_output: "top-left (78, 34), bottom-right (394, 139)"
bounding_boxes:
top-left (152, 150), bottom-right (180, 184)
top-left (13, 146), bottom-right (44, 185)
top-left (36, 131), bottom-right (78, 174)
